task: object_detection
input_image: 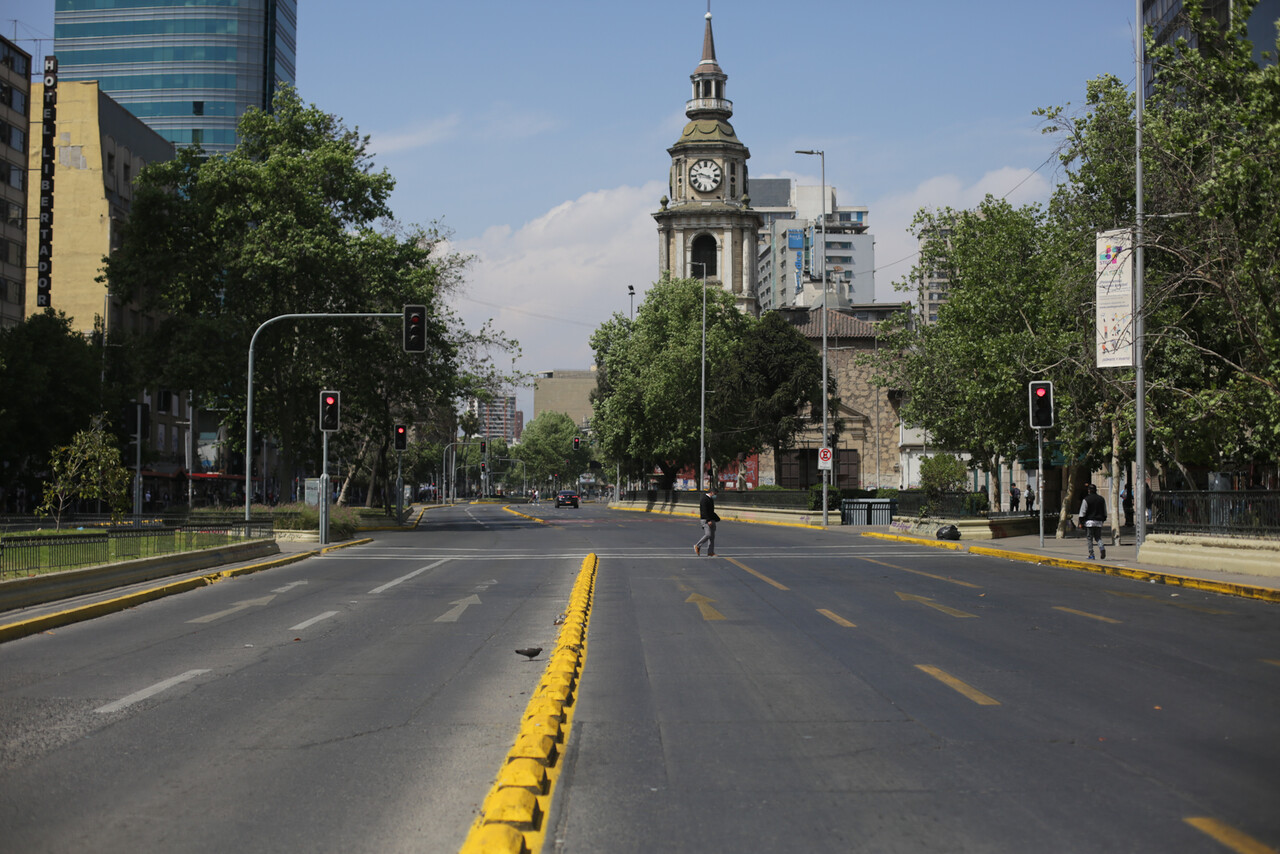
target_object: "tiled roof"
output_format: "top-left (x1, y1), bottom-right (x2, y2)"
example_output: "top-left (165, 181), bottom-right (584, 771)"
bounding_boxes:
top-left (781, 307), bottom-right (877, 340)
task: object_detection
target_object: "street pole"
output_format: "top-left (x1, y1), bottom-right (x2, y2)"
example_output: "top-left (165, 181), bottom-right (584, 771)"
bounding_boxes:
top-left (1133, 0), bottom-right (1148, 554)
top-left (1038, 427), bottom-right (1046, 548)
top-left (692, 261), bottom-right (708, 492)
top-left (244, 311), bottom-right (398, 521)
top-left (796, 149), bottom-right (828, 526)
top-left (320, 431), bottom-right (330, 546)
top-left (395, 450), bottom-right (404, 524)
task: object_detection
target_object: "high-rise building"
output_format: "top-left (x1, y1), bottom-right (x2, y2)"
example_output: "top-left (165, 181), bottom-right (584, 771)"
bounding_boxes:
top-left (752, 178), bottom-right (874, 313)
top-left (52, 0), bottom-right (297, 154)
top-left (469, 395), bottom-right (521, 444)
top-left (0, 36), bottom-right (32, 328)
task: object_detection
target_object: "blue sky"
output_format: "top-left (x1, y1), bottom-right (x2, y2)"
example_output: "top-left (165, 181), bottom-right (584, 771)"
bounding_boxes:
top-left (6, 1), bottom-right (1140, 417)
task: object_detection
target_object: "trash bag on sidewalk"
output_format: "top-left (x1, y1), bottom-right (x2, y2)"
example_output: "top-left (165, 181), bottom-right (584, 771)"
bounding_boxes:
top-left (936, 524), bottom-right (961, 541)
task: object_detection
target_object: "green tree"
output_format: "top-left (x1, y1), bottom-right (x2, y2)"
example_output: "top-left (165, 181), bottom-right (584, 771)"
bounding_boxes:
top-left (0, 310), bottom-right (104, 494)
top-left (515, 412), bottom-right (590, 489)
top-left (101, 86), bottom-right (512, 495)
top-left (37, 415), bottom-right (131, 527)
top-left (589, 276), bottom-right (751, 488)
top-left (711, 310), bottom-right (825, 483)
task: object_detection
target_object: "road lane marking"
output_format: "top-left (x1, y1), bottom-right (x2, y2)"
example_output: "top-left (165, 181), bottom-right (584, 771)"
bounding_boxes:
top-left (724, 557), bottom-right (790, 590)
top-left (271, 581), bottom-right (308, 593)
top-left (1264, 659), bottom-right (1280, 668)
top-left (1184, 817), bottom-right (1278, 854)
top-left (435, 594), bottom-right (482, 623)
top-left (817, 608), bottom-right (856, 627)
top-left (95, 669), bottom-right (211, 714)
top-left (896, 591), bottom-right (978, 618)
top-left (860, 557), bottom-right (982, 588)
top-left (915, 665), bottom-right (1001, 706)
top-left (290, 611), bottom-right (338, 631)
top-left (686, 593), bottom-right (726, 621)
top-left (1053, 606), bottom-right (1122, 624)
top-left (188, 594), bottom-right (277, 624)
top-left (368, 558), bottom-right (451, 594)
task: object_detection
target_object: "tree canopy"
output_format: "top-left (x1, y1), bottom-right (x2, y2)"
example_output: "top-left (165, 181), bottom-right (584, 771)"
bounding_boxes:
top-left (100, 86), bottom-right (516, 496)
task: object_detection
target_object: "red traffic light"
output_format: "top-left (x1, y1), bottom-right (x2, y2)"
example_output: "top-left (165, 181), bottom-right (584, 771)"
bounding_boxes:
top-left (1034, 387), bottom-right (1047, 398)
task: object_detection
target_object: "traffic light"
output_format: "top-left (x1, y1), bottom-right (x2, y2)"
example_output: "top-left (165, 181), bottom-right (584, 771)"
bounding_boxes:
top-left (479, 439), bottom-right (486, 454)
top-left (393, 424), bottom-right (407, 451)
top-left (403, 304), bottom-right (426, 352)
top-left (319, 390), bottom-right (340, 432)
top-left (573, 436), bottom-right (580, 450)
top-left (480, 461), bottom-right (486, 472)
top-left (1029, 381), bottom-right (1054, 428)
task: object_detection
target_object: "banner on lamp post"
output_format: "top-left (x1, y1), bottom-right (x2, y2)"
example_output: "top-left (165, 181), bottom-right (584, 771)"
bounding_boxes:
top-left (1095, 228), bottom-right (1135, 368)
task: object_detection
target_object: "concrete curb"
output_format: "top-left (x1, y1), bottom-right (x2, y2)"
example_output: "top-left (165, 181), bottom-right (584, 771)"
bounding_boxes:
top-left (459, 553), bottom-right (598, 854)
top-left (862, 532), bottom-right (1280, 604)
top-left (503, 506), bottom-right (547, 524)
top-left (0, 537), bottom-right (372, 644)
top-left (609, 502), bottom-right (827, 531)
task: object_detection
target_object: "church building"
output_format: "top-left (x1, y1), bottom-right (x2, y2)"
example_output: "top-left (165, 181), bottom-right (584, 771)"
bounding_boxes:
top-left (653, 11), bottom-right (761, 315)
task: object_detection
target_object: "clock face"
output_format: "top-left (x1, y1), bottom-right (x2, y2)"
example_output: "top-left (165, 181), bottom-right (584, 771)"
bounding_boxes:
top-left (689, 159), bottom-right (722, 193)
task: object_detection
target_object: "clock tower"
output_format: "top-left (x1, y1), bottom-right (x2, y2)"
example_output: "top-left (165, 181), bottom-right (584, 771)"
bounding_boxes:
top-left (654, 11), bottom-right (761, 315)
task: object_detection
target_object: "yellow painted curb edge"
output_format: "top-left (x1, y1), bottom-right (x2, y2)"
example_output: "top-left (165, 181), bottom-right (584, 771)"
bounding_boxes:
top-left (503, 506), bottom-right (547, 524)
top-left (860, 531), bottom-right (967, 551)
top-left (0, 537), bottom-right (373, 644)
top-left (459, 553), bottom-right (598, 854)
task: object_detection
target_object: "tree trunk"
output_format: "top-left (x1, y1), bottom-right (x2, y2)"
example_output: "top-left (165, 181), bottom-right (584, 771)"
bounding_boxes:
top-left (1057, 464), bottom-right (1084, 538)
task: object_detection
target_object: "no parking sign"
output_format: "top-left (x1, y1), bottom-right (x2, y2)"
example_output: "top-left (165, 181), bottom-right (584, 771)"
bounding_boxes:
top-left (818, 447), bottom-right (833, 471)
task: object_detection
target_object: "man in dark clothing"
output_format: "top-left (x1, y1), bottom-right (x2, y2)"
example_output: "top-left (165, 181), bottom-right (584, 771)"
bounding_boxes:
top-left (694, 486), bottom-right (720, 556)
top-left (1078, 483), bottom-right (1108, 560)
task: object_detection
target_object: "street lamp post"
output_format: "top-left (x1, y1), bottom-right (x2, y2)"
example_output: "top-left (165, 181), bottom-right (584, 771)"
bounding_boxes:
top-left (691, 261), bottom-right (709, 492)
top-left (628, 285), bottom-right (635, 321)
top-left (796, 149), bottom-right (829, 526)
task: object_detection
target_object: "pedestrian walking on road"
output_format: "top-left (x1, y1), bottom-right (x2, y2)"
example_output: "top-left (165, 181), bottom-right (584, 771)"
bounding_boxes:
top-left (1078, 483), bottom-right (1107, 560)
top-left (694, 485), bottom-right (720, 557)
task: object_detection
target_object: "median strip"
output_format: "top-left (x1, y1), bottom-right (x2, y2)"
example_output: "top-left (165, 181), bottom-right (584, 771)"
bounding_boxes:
top-left (459, 552), bottom-right (598, 854)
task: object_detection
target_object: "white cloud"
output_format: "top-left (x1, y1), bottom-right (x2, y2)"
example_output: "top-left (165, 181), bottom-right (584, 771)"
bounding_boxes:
top-left (451, 181), bottom-right (665, 414)
top-left (448, 167), bottom-right (1054, 416)
top-left (869, 166), bottom-right (1054, 298)
top-left (368, 115), bottom-right (460, 155)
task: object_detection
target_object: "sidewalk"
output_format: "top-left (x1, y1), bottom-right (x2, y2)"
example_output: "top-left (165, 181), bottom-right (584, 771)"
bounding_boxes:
top-left (843, 524), bottom-right (1280, 603)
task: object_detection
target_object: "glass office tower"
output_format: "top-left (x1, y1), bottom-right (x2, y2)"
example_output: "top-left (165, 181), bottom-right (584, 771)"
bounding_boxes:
top-left (52, 0), bottom-right (296, 154)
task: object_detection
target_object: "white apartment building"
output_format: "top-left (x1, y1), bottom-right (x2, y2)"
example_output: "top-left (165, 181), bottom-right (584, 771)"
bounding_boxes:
top-left (753, 178), bottom-right (874, 312)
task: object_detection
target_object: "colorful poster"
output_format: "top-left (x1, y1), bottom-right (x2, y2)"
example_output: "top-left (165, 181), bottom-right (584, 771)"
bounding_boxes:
top-left (1096, 228), bottom-right (1135, 368)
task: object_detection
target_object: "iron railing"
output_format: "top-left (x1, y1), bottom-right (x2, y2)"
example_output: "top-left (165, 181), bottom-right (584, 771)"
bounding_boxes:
top-left (0, 517), bottom-right (274, 579)
top-left (1150, 491), bottom-right (1280, 539)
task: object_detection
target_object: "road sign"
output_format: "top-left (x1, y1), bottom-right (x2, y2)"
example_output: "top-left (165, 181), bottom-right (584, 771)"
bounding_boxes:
top-left (818, 446), bottom-right (833, 471)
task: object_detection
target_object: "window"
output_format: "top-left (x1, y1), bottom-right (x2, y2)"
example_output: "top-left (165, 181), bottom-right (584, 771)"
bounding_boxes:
top-left (691, 234), bottom-right (718, 278)
top-left (193, 101), bottom-right (203, 116)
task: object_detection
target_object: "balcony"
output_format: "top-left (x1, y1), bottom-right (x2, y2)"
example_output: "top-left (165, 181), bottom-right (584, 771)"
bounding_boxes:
top-left (686, 97), bottom-right (733, 116)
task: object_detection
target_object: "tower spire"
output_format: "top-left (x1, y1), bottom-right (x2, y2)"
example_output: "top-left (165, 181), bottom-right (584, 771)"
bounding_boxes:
top-left (688, 9), bottom-right (730, 120)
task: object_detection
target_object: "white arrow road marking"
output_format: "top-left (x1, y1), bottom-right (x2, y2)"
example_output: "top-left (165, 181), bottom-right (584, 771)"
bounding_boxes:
top-left (434, 594), bottom-right (482, 623)
top-left (272, 581), bottom-right (309, 593)
top-left (290, 611), bottom-right (338, 631)
top-left (369, 558), bottom-right (452, 594)
top-left (188, 595), bottom-right (277, 624)
top-left (473, 579), bottom-right (498, 592)
top-left (95, 669), bottom-right (210, 714)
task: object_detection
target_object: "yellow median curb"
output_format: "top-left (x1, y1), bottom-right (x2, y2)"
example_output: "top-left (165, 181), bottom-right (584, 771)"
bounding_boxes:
top-left (0, 538), bottom-right (373, 644)
top-left (459, 553), bottom-right (598, 854)
top-left (861, 531), bottom-right (966, 551)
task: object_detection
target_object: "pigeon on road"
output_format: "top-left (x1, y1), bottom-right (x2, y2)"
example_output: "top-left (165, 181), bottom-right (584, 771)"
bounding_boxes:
top-left (515, 647), bottom-right (542, 660)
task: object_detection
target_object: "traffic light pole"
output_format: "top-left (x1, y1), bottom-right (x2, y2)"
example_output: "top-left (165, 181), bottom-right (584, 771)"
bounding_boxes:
top-left (1037, 427), bottom-right (1045, 548)
top-left (395, 451), bottom-right (404, 525)
top-left (245, 312), bottom-right (399, 521)
top-left (320, 431), bottom-right (330, 546)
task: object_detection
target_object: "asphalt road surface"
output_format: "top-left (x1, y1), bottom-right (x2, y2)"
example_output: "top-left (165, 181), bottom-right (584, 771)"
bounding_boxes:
top-left (1, 502), bottom-right (1278, 853)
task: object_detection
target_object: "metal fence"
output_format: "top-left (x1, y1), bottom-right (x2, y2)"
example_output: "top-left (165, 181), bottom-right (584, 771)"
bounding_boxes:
top-left (0, 517), bottom-right (274, 579)
top-left (840, 499), bottom-right (897, 525)
top-left (1151, 491), bottom-right (1280, 539)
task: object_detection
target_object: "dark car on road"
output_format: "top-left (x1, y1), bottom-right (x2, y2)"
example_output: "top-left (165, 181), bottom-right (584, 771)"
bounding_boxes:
top-left (555, 489), bottom-right (579, 508)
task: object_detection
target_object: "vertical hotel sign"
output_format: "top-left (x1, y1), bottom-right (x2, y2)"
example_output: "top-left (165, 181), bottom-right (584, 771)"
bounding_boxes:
top-left (1095, 228), bottom-right (1135, 368)
top-left (37, 56), bottom-right (57, 308)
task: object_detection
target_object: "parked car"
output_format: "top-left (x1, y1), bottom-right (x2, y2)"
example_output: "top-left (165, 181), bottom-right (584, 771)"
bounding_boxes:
top-left (555, 489), bottom-right (580, 508)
